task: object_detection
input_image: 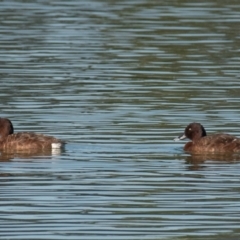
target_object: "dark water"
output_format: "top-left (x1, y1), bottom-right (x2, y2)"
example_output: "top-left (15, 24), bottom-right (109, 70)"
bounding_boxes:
top-left (1, 0), bottom-right (240, 239)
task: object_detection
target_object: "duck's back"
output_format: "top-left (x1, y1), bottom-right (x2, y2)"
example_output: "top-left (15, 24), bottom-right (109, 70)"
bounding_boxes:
top-left (2, 132), bottom-right (63, 151)
top-left (184, 134), bottom-right (240, 153)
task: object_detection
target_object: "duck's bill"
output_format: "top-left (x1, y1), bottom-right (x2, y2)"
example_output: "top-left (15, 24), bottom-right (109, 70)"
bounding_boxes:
top-left (174, 133), bottom-right (186, 141)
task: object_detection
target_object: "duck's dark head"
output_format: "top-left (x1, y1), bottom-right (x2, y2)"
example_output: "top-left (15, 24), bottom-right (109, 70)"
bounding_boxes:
top-left (174, 122), bottom-right (207, 142)
top-left (0, 118), bottom-right (14, 140)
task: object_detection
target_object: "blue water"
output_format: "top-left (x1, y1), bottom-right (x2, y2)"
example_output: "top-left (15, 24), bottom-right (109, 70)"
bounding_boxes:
top-left (1, 0), bottom-right (240, 239)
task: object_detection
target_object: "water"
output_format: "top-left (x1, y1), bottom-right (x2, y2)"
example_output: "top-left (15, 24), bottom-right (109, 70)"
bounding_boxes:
top-left (1, 0), bottom-right (240, 239)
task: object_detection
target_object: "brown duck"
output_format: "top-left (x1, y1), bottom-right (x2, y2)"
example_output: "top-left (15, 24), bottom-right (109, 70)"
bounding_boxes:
top-left (0, 118), bottom-right (64, 151)
top-left (174, 122), bottom-right (240, 153)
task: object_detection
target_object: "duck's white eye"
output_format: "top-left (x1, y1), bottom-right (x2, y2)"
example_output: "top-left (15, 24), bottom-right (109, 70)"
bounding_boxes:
top-left (189, 128), bottom-right (191, 131)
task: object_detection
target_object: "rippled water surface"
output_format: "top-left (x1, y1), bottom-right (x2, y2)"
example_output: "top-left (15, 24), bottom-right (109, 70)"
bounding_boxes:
top-left (1, 0), bottom-right (240, 239)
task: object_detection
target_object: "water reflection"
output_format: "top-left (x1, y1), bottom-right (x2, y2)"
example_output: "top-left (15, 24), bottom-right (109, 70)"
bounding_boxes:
top-left (187, 153), bottom-right (240, 162)
top-left (0, 148), bottom-right (64, 162)
top-left (185, 153), bottom-right (240, 170)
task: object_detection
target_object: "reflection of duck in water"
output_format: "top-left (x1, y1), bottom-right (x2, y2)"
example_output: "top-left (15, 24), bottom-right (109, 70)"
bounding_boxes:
top-left (0, 150), bottom-right (62, 162)
top-left (175, 122), bottom-right (240, 153)
top-left (0, 118), bottom-right (64, 153)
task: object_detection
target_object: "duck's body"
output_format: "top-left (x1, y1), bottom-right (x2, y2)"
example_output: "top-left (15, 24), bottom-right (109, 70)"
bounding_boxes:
top-left (175, 122), bottom-right (240, 153)
top-left (0, 118), bottom-right (63, 151)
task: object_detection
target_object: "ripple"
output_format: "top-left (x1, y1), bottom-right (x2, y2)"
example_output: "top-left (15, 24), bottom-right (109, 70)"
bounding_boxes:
top-left (1, 0), bottom-right (240, 239)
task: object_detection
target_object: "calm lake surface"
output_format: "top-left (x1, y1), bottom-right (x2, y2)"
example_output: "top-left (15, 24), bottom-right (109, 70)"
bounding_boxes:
top-left (1, 0), bottom-right (240, 239)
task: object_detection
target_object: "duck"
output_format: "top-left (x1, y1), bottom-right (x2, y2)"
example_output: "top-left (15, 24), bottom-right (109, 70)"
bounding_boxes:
top-left (0, 118), bottom-right (64, 151)
top-left (174, 122), bottom-right (240, 153)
